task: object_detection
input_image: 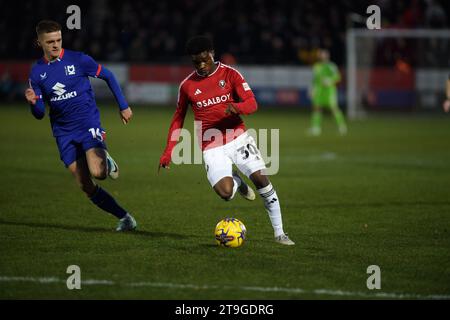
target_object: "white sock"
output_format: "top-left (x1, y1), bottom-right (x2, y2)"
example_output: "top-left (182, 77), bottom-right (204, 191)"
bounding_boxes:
top-left (229, 177), bottom-right (239, 200)
top-left (106, 157), bottom-right (112, 174)
top-left (257, 183), bottom-right (284, 237)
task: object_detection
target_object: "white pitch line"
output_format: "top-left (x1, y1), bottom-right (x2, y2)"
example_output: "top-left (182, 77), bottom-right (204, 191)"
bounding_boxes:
top-left (0, 276), bottom-right (61, 284)
top-left (0, 276), bottom-right (449, 300)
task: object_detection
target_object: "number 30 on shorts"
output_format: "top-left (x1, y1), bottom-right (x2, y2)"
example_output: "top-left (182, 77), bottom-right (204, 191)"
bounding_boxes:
top-left (88, 127), bottom-right (106, 142)
top-left (237, 143), bottom-right (259, 160)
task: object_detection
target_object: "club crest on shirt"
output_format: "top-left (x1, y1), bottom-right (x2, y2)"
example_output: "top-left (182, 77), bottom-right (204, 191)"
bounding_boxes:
top-left (65, 65), bottom-right (76, 76)
top-left (219, 80), bottom-right (226, 88)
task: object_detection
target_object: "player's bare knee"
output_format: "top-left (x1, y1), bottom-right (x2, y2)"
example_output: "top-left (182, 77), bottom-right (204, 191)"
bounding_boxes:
top-left (250, 171), bottom-right (270, 189)
top-left (220, 191), bottom-right (233, 201)
top-left (95, 172), bottom-right (107, 180)
top-left (90, 167), bottom-right (107, 180)
top-left (215, 186), bottom-right (233, 201)
top-left (213, 178), bottom-right (234, 200)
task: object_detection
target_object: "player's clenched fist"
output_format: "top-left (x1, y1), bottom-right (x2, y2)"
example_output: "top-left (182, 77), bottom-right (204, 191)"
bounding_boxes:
top-left (120, 107), bottom-right (133, 124)
top-left (25, 88), bottom-right (37, 105)
top-left (225, 103), bottom-right (239, 115)
top-left (158, 153), bottom-right (171, 172)
top-left (443, 99), bottom-right (450, 113)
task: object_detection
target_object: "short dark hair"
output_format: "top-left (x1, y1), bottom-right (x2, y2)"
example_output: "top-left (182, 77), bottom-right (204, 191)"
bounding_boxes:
top-left (36, 20), bottom-right (61, 36)
top-left (185, 36), bottom-right (213, 55)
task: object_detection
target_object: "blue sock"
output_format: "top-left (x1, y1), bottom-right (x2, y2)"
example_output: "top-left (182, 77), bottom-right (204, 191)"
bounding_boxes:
top-left (90, 186), bottom-right (127, 219)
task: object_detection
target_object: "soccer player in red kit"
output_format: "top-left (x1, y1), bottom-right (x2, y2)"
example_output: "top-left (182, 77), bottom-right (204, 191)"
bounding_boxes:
top-left (159, 36), bottom-right (294, 245)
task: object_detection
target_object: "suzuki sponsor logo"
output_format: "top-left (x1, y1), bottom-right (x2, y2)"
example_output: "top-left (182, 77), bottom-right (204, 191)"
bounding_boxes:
top-left (196, 93), bottom-right (231, 108)
top-left (51, 82), bottom-right (77, 101)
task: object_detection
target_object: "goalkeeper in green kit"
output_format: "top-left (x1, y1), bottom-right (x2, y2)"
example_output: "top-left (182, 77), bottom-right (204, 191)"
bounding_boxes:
top-left (309, 49), bottom-right (347, 136)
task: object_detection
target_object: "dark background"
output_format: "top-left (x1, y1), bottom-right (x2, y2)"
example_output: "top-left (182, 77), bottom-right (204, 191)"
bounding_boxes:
top-left (1, 0), bottom-right (449, 65)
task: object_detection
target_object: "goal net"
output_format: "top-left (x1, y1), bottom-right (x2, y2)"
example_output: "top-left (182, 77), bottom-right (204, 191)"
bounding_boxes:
top-left (346, 28), bottom-right (450, 119)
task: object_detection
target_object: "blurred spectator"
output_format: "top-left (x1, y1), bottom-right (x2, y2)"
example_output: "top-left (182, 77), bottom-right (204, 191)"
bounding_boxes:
top-left (425, 0), bottom-right (447, 28)
top-left (0, 70), bottom-right (18, 101)
top-left (220, 53), bottom-right (237, 65)
top-left (1, 0), bottom-right (449, 65)
top-left (400, 0), bottom-right (423, 28)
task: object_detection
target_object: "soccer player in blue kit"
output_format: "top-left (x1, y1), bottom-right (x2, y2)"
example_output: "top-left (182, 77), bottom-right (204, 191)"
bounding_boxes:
top-left (24, 20), bottom-right (137, 231)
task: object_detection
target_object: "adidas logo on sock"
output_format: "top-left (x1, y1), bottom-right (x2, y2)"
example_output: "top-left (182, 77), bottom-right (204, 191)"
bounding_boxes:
top-left (269, 198), bottom-right (278, 204)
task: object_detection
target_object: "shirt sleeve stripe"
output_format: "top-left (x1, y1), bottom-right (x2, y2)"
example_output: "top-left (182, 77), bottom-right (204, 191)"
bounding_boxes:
top-left (177, 71), bottom-right (195, 103)
top-left (221, 63), bottom-right (245, 80)
top-left (95, 64), bottom-right (102, 77)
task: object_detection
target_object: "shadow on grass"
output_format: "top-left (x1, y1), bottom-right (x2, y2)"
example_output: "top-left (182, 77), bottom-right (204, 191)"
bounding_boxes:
top-left (197, 238), bottom-right (267, 250)
top-left (198, 243), bottom-right (219, 248)
top-left (0, 219), bottom-right (188, 239)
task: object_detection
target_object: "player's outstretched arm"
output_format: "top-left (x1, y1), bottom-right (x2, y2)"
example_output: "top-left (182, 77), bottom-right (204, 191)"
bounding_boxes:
top-left (226, 96), bottom-right (258, 116)
top-left (159, 89), bottom-right (189, 173)
top-left (25, 83), bottom-right (45, 120)
top-left (158, 109), bottom-right (186, 173)
top-left (227, 69), bottom-right (258, 115)
top-left (80, 54), bottom-right (131, 123)
top-left (97, 67), bottom-right (132, 124)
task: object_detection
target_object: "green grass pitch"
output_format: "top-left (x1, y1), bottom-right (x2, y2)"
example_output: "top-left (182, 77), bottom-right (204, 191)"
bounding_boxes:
top-left (0, 103), bottom-right (449, 299)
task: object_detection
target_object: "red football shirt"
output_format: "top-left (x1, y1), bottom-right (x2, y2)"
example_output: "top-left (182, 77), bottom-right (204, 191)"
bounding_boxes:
top-left (163, 62), bottom-right (258, 154)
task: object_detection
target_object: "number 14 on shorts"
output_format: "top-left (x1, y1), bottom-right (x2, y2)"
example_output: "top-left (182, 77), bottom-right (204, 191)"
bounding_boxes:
top-left (88, 127), bottom-right (106, 142)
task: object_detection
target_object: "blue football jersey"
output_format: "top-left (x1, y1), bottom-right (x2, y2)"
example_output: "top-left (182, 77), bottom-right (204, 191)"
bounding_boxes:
top-left (29, 49), bottom-right (104, 136)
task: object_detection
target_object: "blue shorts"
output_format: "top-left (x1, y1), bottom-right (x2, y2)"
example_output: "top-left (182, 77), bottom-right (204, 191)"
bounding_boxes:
top-left (55, 126), bottom-right (108, 167)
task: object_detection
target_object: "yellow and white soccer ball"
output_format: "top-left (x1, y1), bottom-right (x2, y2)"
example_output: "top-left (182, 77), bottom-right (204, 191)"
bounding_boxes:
top-left (215, 218), bottom-right (247, 248)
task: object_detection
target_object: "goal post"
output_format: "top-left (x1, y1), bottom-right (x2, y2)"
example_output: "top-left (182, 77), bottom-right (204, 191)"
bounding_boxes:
top-left (346, 28), bottom-right (450, 119)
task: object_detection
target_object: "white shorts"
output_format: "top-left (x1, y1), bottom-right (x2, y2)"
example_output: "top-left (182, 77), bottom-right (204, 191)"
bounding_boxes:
top-left (203, 132), bottom-right (267, 187)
